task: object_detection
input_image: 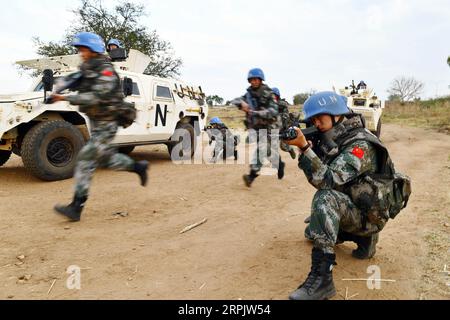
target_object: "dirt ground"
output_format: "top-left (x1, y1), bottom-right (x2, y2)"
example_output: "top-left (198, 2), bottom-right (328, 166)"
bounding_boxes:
top-left (0, 124), bottom-right (449, 300)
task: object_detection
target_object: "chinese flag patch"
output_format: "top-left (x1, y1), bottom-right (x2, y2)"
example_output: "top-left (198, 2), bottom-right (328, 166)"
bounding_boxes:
top-left (352, 146), bottom-right (365, 159)
top-left (102, 70), bottom-right (114, 77)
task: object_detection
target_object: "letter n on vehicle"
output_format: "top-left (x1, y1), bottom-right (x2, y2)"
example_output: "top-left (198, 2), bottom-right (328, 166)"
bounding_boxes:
top-left (155, 104), bottom-right (168, 126)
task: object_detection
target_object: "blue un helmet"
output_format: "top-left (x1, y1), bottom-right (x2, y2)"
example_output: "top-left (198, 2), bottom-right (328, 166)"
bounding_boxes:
top-left (209, 117), bottom-right (223, 125)
top-left (72, 32), bottom-right (105, 54)
top-left (247, 68), bottom-right (265, 82)
top-left (272, 87), bottom-right (281, 98)
top-left (303, 91), bottom-right (350, 121)
top-left (107, 39), bottom-right (122, 49)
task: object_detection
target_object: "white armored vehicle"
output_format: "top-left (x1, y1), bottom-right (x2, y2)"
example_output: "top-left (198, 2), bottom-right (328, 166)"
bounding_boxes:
top-left (338, 80), bottom-right (384, 138)
top-left (0, 50), bottom-right (208, 181)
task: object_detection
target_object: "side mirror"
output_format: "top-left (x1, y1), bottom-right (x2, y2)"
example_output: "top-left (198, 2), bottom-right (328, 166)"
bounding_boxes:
top-left (123, 77), bottom-right (133, 97)
top-left (42, 69), bottom-right (54, 92)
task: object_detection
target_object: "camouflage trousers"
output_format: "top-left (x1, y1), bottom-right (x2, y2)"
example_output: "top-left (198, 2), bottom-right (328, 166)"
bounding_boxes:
top-left (250, 132), bottom-right (280, 173)
top-left (305, 190), bottom-right (384, 254)
top-left (74, 121), bottom-right (135, 198)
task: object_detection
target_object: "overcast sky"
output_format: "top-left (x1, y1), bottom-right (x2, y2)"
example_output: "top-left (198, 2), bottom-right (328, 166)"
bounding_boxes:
top-left (1, 0), bottom-right (449, 102)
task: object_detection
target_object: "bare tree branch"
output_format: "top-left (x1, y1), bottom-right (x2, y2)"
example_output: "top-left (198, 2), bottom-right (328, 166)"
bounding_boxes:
top-left (387, 76), bottom-right (424, 102)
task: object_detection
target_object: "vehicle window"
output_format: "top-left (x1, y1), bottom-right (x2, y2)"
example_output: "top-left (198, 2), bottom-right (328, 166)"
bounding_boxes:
top-left (156, 85), bottom-right (172, 99)
top-left (34, 82), bottom-right (44, 92)
top-left (132, 82), bottom-right (140, 95)
top-left (354, 99), bottom-right (366, 107)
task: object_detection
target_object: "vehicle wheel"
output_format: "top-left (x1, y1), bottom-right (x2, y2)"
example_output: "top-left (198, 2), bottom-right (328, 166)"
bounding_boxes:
top-left (12, 146), bottom-right (21, 157)
top-left (374, 119), bottom-right (382, 138)
top-left (21, 120), bottom-right (85, 181)
top-left (118, 146), bottom-right (135, 155)
top-left (0, 150), bottom-right (11, 167)
top-left (167, 122), bottom-right (195, 159)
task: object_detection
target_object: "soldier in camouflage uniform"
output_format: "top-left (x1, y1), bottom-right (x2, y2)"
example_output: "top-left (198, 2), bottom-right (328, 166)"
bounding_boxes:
top-left (284, 91), bottom-right (387, 300)
top-left (207, 117), bottom-right (239, 162)
top-left (235, 68), bottom-right (282, 187)
top-left (272, 87), bottom-right (297, 160)
top-left (51, 32), bottom-right (149, 222)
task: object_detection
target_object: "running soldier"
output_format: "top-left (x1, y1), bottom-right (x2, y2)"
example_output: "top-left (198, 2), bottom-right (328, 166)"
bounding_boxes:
top-left (51, 32), bottom-right (149, 222)
top-left (272, 87), bottom-right (297, 160)
top-left (234, 68), bottom-right (282, 187)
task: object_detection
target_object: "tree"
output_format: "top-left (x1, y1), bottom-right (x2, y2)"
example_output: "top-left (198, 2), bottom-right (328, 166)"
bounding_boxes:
top-left (447, 56), bottom-right (450, 67)
top-left (293, 89), bottom-right (316, 105)
top-left (206, 95), bottom-right (224, 107)
top-left (387, 76), bottom-right (424, 102)
top-left (33, 0), bottom-right (182, 78)
top-left (387, 94), bottom-right (401, 102)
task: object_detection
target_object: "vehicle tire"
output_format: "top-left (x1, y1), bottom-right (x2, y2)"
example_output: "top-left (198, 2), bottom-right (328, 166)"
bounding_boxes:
top-left (0, 150), bottom-right (11, 167)
top-left (21, 120), bottom-right (85, 181)
top-left (12, 146), bottom-right (21, 157)
top-left (118, 146), bottom-right (135, 155)
top-left (374, 119), bottom-right (382, 138)
top-left (167, 122), bottom-right (195, 159)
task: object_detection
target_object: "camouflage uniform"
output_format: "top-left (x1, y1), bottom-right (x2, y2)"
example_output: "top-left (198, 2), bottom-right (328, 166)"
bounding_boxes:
top-left (208, 123), bottom-right (238, 161)
top-left (242, 84), bottom-right (280, 173)
top-left (66, 56), bottom-right (135, 198)
top-left (299, 116), bottom-right (382, 254)
top-left (278, 99), bottom-right (296, 157)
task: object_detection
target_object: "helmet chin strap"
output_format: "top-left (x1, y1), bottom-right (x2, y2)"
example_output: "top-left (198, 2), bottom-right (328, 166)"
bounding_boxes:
top-left (332, 115), bottom-right (345, 127)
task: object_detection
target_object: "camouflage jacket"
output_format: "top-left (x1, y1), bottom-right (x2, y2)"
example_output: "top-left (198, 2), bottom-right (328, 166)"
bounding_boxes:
top-left (66, 56), bottom-right (124, 121)
top-left (208, 123), bottom-right (229, 142)
top-left (277, 98), bottom-right (291, 129)
top-left (242, 84), bottom-right (279, 130)
top-left (298, 115), bottom-right (379, 193)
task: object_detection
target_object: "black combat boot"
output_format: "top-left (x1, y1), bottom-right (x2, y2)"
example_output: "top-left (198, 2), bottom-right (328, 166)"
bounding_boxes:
top-left (352, 233), bottom-right (379, 259)
top-left (278, 160), bottom-right (285, 180)
top-left (289, 248), bottom-right (337, 300)
top-left (336, 231), bottom-right (355, 245)
top-left (132, 160), bottom-right (149, 186)
top-left (54, 195), bottom-right (87, 222)
top-left (243, 170), bottom-right (259, 188)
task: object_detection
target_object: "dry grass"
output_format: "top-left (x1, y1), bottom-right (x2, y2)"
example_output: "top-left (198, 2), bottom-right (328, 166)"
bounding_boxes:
top-left (210, 99), bottom-right (450, 135)
top-left (383, 98), bottom-right (450, 134)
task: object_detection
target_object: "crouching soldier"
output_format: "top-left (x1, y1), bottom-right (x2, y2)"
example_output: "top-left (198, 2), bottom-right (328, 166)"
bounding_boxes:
top-left (272, 87), bottom-right (296, 160)
top-left (51, 32), bottom-right (149, 222)
top-left (206, 117), bottom-right (239, 162)
top-left (284, 92), bottom-right (411, 300)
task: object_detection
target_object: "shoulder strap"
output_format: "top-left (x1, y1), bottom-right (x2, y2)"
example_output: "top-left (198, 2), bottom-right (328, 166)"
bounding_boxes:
top-left (338, 128), bottom-right (395, 177)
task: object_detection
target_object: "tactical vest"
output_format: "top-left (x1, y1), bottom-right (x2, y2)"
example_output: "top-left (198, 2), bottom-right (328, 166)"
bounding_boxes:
top-left (245, 84), bottom-right (279, 129)
top-left (320, 114), bottom-right (412, 231)
top-left (78, 57), bottom-right (136, 127)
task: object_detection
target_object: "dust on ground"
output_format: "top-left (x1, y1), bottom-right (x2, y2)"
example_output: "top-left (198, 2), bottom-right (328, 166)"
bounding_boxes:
top-left (0, 124), bottom-right (449, 300)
